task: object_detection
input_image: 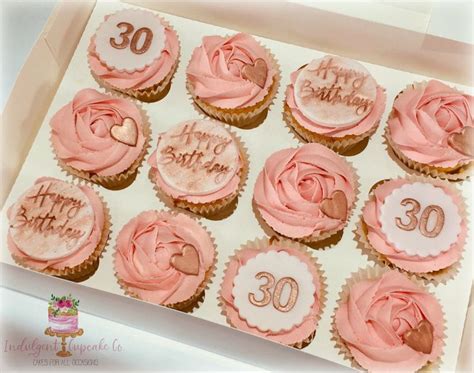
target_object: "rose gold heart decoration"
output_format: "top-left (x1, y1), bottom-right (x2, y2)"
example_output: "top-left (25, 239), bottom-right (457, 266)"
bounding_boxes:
top-left (320, 190), bottom-right (348, 220)
top-left (241, 58), bottom-right (268, 89)
top-left (447, 127), bottom-right (474, 157)
top-left (402, 319), bottom-right (434, 354)
top-left (170, 244), bottom-right (200, 276)
top-left (110, 117), bottom-right (138, 146)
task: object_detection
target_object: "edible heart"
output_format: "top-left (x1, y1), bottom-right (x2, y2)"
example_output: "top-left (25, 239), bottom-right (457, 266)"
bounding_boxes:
top-left (403, 320), bottom-right (434, 354)
top-left (170, 245), bottom-right (200, 276)
top-left (110, 117), bottom-right (138, 146)
top-left (448, 127), bottom-right (474, 157)
top-left (241, 58), bottom-right (268, 89)
top-left (320, 190), bottom-right (348, 220)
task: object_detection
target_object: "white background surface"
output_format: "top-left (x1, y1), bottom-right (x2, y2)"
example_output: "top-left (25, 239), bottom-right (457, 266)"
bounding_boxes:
top-left (1, 1), bottom-right (472, 372)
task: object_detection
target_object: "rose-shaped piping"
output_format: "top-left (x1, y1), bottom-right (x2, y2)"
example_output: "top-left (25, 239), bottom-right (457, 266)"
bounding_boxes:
top-left (114, 211), bottom-right (215, 305)
top-left (254, 143), bottom-right (356, 238)
top-left (388, 80), bottom-right (474, 168)
top-left (220, 244), bottom-right (321, 345)
top-left (362, 179), bottom-right (466, 273)
top-left (285, 68), bottom-right (386, 137)
top-left (88, 15), bottom-right (179, 91)
top-left (50, 88), bottom-right (146, 177)
top-left (186, 33), bottom-right (276, 109)
top-left (7, 177), bottom-right (105, 271)
top-left (335, 270), bottom-right (444, 372)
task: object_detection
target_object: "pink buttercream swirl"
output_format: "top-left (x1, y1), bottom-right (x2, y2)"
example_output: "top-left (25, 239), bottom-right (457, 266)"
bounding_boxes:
top-left (362, 179), bottom-right (466, 273)
top-left (221, 244), bottom-right (321, 345)
top-left (335, 270), bottom-right (444, 372)
top-left (286, 67), bottom-right (386, 137)
top-left (254, 143), bottom-right (356, 238)
top-left (114, 211), bottom-right (215, 305)
top-left (388, 80), bottom-right (474, 168)
top-left (50, 88), bottom-right (146, 177)
top-left (88, 15), bottom-right (179, 91)
top-left (148, 124), bottom-right (242, 204)
top-left (186, 33), bottom-right (276, 109)
top-left (7, 177), bottom-right (105, 271)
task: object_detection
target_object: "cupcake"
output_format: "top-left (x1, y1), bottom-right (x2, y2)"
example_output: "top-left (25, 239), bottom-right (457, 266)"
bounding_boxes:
top-left (357, 177), bottom-right (467, 283)
top-left (253, 143), bottom-right (358, 244)
top-left (88, 8), bottom-right (180, 102)
top-left (334, 268), bottom-right (445, 372)
top-left (7, 177), bottom-right (110, 281)
top-left (50, 88), bottom-right (150, 190)
top-left (114, 211), bottom-right (216, 311)
top-left (186, 33), bottom-right (280, 127)
top-left (386, 80), bottom-right (473, 180)
top-left (219, 237), bottom-right (326, 348)
top-left (148, 119), bottom-right (247, 215)
top-left (284, 55), bottom-right (386, 153)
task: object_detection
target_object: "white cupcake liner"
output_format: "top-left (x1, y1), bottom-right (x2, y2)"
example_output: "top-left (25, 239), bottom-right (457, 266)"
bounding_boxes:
top-left (354, 175), bottom-right (467, 285)
top-left (89, 11), bottom-right (181, 103)
top-left (253, 152), bottom-right (360, 248)
top-left (186, 37), bottom-right (281, 128)
top-left (332, 265), bottom-right (446, 372)
top-left (12, 186), bottom-right (112, 281)
top-left (51, 99), bottom-right (152, 190)
top-left (217, 236), bottom-right (327, 349)
top-left (113, 209), bottom-right (217, 313)
top-left (385, 81), bottom-right (473, 181)
top-left (148, 122), bottom-right (249, 217)
top-left (283, 86), bottom-right (384, 154)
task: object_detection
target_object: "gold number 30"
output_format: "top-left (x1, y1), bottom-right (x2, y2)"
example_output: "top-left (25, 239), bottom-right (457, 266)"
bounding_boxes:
top-left (395, 198), bottom-right (445, 238)
top-left (109, 22), bottom-right (153, 55)
top-left (248, 271), bottom-right (299, 313)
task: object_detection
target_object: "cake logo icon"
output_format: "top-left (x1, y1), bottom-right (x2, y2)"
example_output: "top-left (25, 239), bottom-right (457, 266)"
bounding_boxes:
top-left (44, 294), bottom-right (83, 357)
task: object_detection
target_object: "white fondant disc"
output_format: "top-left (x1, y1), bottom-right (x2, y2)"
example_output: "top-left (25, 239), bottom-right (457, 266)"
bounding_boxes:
top-left (232, 250), bottom-right (316, 333)
top-left (95, 9), bottom-right (165, 72)
top-left (156, 120), bottom-right (240, 195)
top-left (379, 182), bottom-right (461, 257)
top-left (294, 55), bottom-right (377, 127)
top-left (9, 181), bottom-right (94, 260)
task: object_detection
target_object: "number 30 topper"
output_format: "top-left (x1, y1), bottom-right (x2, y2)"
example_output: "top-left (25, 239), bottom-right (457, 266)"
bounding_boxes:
top-left (95, 9), bottom-right (166, 72)
top-left (232, 250), bottom-right (316, 333)
top-left (379, 182), bottom-right (462, 258)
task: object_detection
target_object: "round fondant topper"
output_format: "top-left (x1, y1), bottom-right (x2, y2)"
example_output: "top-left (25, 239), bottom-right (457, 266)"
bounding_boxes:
top-left (294, 55), bottom-right (377, 127)
top-left (379, 182), bottom-right (462, 257)
top-left (95, 9), bottom-right (166, 72)
top-left (156, 120), bottom-right (240, 196)
top-left (232, 250), bottom-right (315, 333)
top-left (9, 180), bottom-right (94, 260)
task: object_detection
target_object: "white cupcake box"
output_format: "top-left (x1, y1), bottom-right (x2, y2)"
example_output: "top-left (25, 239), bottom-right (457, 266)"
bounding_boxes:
top-left (1, 1), bottom-right (472, 371)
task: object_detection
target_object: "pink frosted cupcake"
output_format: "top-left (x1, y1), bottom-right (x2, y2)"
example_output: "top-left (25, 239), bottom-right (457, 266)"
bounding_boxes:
top-left (219, 237), bottom-right (326, 349)
top-left (284, 55), bottom-right (386, 153)
top-left (148, 119), bottom-right (247, 215)
top-left (186, 33), bottom-right (280, 127)
top-left (386, 80), bottom-right (473, 180)
top-left (50, 88), bottom-right (150, 190)
top-left (253, 143), bottom-right (358, 243)
top-left (7, 177), bottom-right (110, 281)
top-left (88, 8), bottom-right (180, 102)
top-left (358, 177), bottom-right (467, 283)
top-left (114, 211), bottom-right (216, 311)
top-left (334, 269), bottom-right (445, 372)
